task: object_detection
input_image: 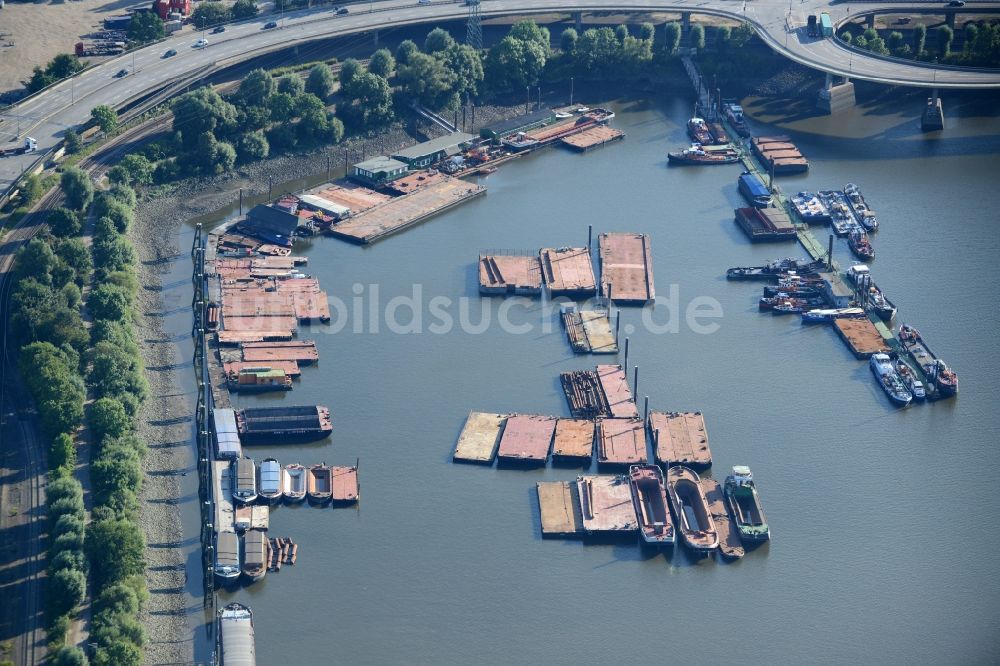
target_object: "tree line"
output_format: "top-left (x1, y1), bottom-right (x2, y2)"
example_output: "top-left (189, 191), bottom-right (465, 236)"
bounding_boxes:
top-left (840, 21), bottom-right (1000, 67)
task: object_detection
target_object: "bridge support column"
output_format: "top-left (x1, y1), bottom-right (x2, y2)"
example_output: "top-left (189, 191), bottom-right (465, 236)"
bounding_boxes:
top-left (865, 14), bottom-right (875, 29)
top-left (682, 12), bottom-right (691, 32)
top-left (921, 90), bottom-right (944, 131)
top-left (817, 74), bottom-right (856, 114)
top-left (945, 11), bottom-right (956, 28)
top-left (373, 29), bottom-right (379, 46)
top-left (573, 11), bottom-right (583, 31)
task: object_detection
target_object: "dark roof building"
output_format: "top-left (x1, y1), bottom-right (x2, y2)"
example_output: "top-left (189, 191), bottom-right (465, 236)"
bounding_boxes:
top-left (480, 108), bottom-right (555, 142)
top-left (350, 156), bottom-right (408, 187)
top-left (391, 132), bottom-right (476, 168)
top-left (239, 204), bottom-right (299, 246)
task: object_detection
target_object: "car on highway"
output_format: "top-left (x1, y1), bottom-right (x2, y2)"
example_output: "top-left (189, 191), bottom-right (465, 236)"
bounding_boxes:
top-left (212, 25), bottom-right (227, 34)
top-left (114, 68), bottom-right (129, 78)
top-left (947, 0), bottom-right (965, 5)
top-left (337, 6), bottom-right (349, 14)
top-left (418, 0), bottom-right (431, 5)
top-left (193, 38), bottom-right (209, 48)
top-left (162, 48), bottom-right (177, 58)
top-left (263, 21), bottom-right (278, 29)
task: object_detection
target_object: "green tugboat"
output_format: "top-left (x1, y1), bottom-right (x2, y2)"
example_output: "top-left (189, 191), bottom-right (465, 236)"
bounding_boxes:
top-left (723, 466), bottom-right (770, 542)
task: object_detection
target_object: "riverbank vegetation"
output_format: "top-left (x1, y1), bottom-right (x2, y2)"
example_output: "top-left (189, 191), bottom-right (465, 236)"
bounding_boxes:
top-left (839, 20), bottom-right (1000, 67)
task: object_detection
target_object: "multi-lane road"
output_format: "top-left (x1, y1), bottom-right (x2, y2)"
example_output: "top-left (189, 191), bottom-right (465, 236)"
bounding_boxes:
top-left (1, 0), bottom-right (999, 194)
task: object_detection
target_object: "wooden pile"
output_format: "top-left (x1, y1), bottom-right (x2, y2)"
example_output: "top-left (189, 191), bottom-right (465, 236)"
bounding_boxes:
top-left (267, 536), bottom-right (298, 571)
top-left (559, 370), bottom-right (610, 419)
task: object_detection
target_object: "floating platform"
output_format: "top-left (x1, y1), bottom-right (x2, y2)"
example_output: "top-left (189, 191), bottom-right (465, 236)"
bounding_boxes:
top-left (751, 136), bottom-right (809, 174)
top-left (453, 411), bottom-right (506, 464)
top-left (596, 364), bottom-right (638, 418)
top-left (647, 410), bottom-right (712, 468)
top-left (734, 207), bottom-right (796, 242)
top-left (701, 477), bottom-right (744, 560)
top-left (577, 475), bottom-right (638, 534)
top-left (331, 465), bottom-right (359, 504)
top-left (833, 317), bottom-right (891, 358)
top-left (539, 247), bottom-right (596, 297)
top-left (597, 418), bottom-right (648, 466)
top-left (308, 180), bottom-right (391, 214)
top-left (213, 460), bottom-right (235, 533)
top-left (598, 232), bottom-right (655, 304)
top-left (536, 481), bottom-right (584, 536)
top-left (234, 503), bottom-right (270, 532)
top-left (478, 254), bottom-right (543, 295)
top-left (561, 125), bottom-right (625, 151)
top-left (236, 406), bottom-right (332, 442)
top-left (497, 414), bottom-right (557, 464)
top-left (328, 177), bottom-right (486, 244)
top-left (240, 341), bottom-right (319, 365)
top-left (217, 330), bottom-right (295, 344)
top-left (551, 418), bottom-right (594, 461)
top-left (562, 308), bottom-right (617, 354)
top-left (560, 370), bottom-right (610, 419)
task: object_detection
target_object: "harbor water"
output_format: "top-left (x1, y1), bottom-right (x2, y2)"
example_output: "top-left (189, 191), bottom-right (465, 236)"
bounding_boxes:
top-left (208, 94), bottom-right (1000, 663)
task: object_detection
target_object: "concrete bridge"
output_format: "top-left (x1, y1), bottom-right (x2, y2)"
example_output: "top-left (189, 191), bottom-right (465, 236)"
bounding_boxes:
top-left (1, 0), bottom-right (999, 197)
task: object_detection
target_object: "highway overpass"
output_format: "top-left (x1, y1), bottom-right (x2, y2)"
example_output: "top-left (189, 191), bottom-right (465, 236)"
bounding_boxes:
top-left (1, 0), bottom-right (999, 197)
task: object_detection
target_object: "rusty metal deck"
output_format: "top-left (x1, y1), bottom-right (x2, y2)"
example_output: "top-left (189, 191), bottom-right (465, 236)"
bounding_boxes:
top-left (537, 481), bottom-right (584, 536)
top-left (701, 477), bottom-right (744, 560)
top-left (240, 341), bottom-right (319, 364)
top-left (453, 411), bottom-right (506, 464)
top-left (497, 414), bottom-right (557, 463)
top-left (561, 125), bottom-right (625, 151)
top-left (478, 254), bottom-right (543, 295)
top-left (223, 360), bottom-right (301, 378)
top-left (331, 466), bottom-right (359, 503)
top-left (648, 410), bottom-right (713, 468)
top-left (597, 418), bottom-right (648, 466)
top-left (551, 418), bottom-right (594, 460)
top-left (833, 318), bottom-right (891, 358)
top-left (596, 364), bottom-right (638, 418)
top-left (577, 475), bottom-right (638, 534)
top-left (598, 232), bottom-right (655, 304)
top-left (539, 247), bottom-right (596, 296)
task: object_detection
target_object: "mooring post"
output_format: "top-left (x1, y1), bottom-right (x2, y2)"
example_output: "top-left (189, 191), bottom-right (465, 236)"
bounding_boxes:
top-left (268, 177), bottom-right (273, 201)
top-left (615, 311), bottom-right (621, 343)
top-left (633, 365), bottom-right (639, 398)
top-left (588, 224), bottom-right (592, 250)
top-left (238, 188), bottom-right (243, 215)
top-left (326, 155), bottom-right (331, 181)
top-left (828, 234), bottom-right (834, 269)
top-left (624, 337), bottom-right (629, 370)
top-left (644, 396), bottom-right (649, 421)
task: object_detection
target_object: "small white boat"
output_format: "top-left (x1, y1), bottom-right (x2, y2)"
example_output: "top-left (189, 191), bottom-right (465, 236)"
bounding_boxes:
top-left (258, 458), bottom-right (282, 504)
top-left (282, 463), bottom-right (307, 503)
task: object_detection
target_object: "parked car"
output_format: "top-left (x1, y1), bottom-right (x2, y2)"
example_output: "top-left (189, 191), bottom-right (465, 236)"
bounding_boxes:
top-left (162, 48), bottom-right (177, 58)
top-left (947, 0), bottom-right (965, 6)
top-left (193, 38), bottom-right (209, 48)
top-left (114, 68), bottom-right (128, 78)
top-left (263, 21), bottom-right (278, 29)
top-left (337, 6), bottom-right (349, 14)
top-left (418, 0), bottom-right (431, 5)
top-left (212, 25), bottom-right (226, 34)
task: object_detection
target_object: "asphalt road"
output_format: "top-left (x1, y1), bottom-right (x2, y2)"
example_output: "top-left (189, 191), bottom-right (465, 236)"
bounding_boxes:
top-left (1, 0), bottom-right (999, 198)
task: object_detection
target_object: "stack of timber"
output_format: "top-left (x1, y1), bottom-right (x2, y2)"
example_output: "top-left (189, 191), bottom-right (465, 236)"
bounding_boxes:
top-left (267, 536), bottom-right (298, 571)
top-left (560, 370), bottom-right (610, 419)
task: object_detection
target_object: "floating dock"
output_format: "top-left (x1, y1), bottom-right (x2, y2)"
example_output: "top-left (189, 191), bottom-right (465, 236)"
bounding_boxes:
top-left (833, 317), bottom-right (891, 358)
top-left (218, 329), bottom-right (295, 344)
top-left (240, 341), bottom-right (319, 364)
top-left (478, 254), bottom-right (543, 295)
top-left (213, 460), bottom-right (235, 533)
top-left (331, 465), bottom-right (359, 504)
top-left (223, 360), bottom-right (301, 378)
top-left (597, 418), bottom-right (648, 466)
top-left (536, 481), bottom-right (584, 536)
top-left (751, 136), bottom-right (809, 174)
top-left (598, 232), bottom-right (655, 304)
top-left (235, 406), bottom-right (332, 442)
top-left (562, 308), bottom-right (617, 354)
top-left (647, 410), bottom-right (712, 468)
top-left (576, 475), bottom-right (638, 534)
top-left (453, 411), bottom-right (506, 464)
top-left (734, 207), bottom-right (797, 242)
top-left (234, 504), bottom-right (270, 532)
top-left (328, 177), bottom-right (486, 244)
top-left (596, 364), bottom-right (638, 418)
top-left (497, 414), bottom-right (557, 464)
top-left (561, 125), bottom-right (625, 151)
top-left (551, 418), bottom-right (594, 461)
top-left (701, 477), bottom-right (744, 560)
top-left (539, 247), bottom-right (597, 297)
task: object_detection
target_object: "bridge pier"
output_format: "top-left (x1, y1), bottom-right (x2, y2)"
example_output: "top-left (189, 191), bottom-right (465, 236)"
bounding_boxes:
top-left (945, 11), bottom-right (956, 29)
top-left (921, 89), bottom-right (944, 131)
top-left (573, 11), bottom-right (583, 31)
top-left (865, 14), bottom-right (875, 29)
top-left (373, 29), bottom-right (379, 46)
top-left (817, 72), bottom-right (856, 114)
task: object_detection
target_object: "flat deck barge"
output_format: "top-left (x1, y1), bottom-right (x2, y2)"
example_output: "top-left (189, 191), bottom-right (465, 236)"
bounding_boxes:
top-left (551, 418), bottom-right (595, 461)
top-left (453, 411), bottom-right (506, 463)
top-left (833, 317), bottom-right (891, 358)
top-left (576, 474), bottom-right (639, 534)
top-left (734, 207), bottom-right (797, 242)
top-left (648, 410), bottom-right (712, 468)
top-left (235, 405), bottom-right (332, 442)
top-left (561, 125), bottom-right (625, 151)
top-left (234, 504), bottom-right (270, 532)
top-left (598, 232), bottom-right (655, 304)
top-left (213, 460), bottom-right (235, 533)
top-left (562, 308), bottom-right (617, 354)
top-left (560, 370), bottom-right (610, 419)
top-left (701, 477), bottom-right (744, 560)
top-left (223, 360), bottom-right (301, 378)
top-left (328, 177), bottom-right (485, 244)
top-left (497, 414), bottom-right (557, 464)
top-left (240, 341), bottom-right (319, 364)
top-left (539, 247), bottom-right (597, 297)
top-left (217, 330), bottom-right (295, 344)
top-left (596, 364), bottom-right (638, 418)
top-left (536, 481), bottom-right (584, 536)
top-left (597, 418), bottom-right (648, 466)
top-left (478, 254), bottom-right (543, 295)
top-left (330, 465), bottom-right (359, 504)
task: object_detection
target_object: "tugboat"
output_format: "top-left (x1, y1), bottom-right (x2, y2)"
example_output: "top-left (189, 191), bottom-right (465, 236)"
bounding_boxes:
top-left (846, 265), bottom-right (896, 321)
top-left (848, 228), bottom-right (875, 261)
top-left (759, 295), bottom-right (825, 311)
top-left (722, 102), bottom-right (751, 137)
top-left (687, 116), bottom-right (713, 145)
top-left (898, 324), bottom-right (959, 397)
top-left (667, 143), bottom-right (739, 165)
top-left (726, 257), bottom-right (825, 281)
top-left (708, 122), bottom-right (730, 145)
top-left (723, 466), bottom-right (770, 542)
top-left (844, 183), bottom-right (879, 231)
top-left (628, 465), bottom-right (675, 546)
top-left (869, 353), bottom-right (913, 407)
top-left (763, 283), bottom-right (824, 299)
top-left (665, 466), bottom-right (718, 554)
top-left (894, 358), bottom-right (927, 401)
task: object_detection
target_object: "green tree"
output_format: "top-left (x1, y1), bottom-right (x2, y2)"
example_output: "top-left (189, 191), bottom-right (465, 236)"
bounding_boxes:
top-left (442, 43), bottom-right (484, 99)
top-left (277, 74), bottom-right (304, 96)
top-left (53, 237), bottom-right (92, 285)
top-left (92, 447), bottom-right (142, 506)
top-left (51, 646), bottom-right (89, 666)
top-left (91, 105), bottom-right (119, 134)
top-left (47, 567), bottom-right (86, 617)
top-left (339, 72), bottom-right (394, 129)
top-left (867, 36), bottom-right (888, 55)
top-left (47, 208), bottom-right (81, 237)
top-left (95, 197), bottom-right (134, 233)
top-left (396, 39), bottom-right (419, 65)
top-left (484, 36), bottom-right (546, 94)
top-left (87, 284), bottom-right (131, 321)
top-left (51, 548), bottom-right (86, 574)
top-left (191, 1), bottom-right (231, 29)
top-left (914, 23), bottom-right (927, 55)
top-left (109, 154), bottom-right (154, 187)
top-left (231, 0), bottom-right (258, 19)
top-left (715, 25), bottom-right (731, 50)
top-left (239, 68), bottom-right (274, 106)
top-left (267, 92), bottom-right (296, 122)
top-left (854, 35), bottom-right (868, 50)
top-left (663, 22), bottom-right (682, 55)
top-left (87, 518), bottom-right (146, 586)
top-left (425, 27), bottom-right (456, 54)
top-left (128, 11), bottom-right (164, 44)
top-left (615, 24), bottom-right (630, 43)
top-left (47, 475), bottom-right (84, 509)
top-left (92, 640), bottom-right (142, 666)
top-left (88, 398), bottom-right (131, 442)
top-left (63, 129), bottom-right (82, 154)
top-left (93, 235), bottom-right (135, 273)
top-left (306, 63), bottom-right (335, 98)
top-left (963, 22), bottom-right (978, 56)
top-left (60, 167), bottom-right (93, 211)
top-left (509, 20), bottom-right (550, 54)
top-left (338, 58), bottom-right (362, 88)
top-left (887, 31), bottom-right (905, 53)
top-left (369, 48), bottom-right (396, 78)
top-left (691, 24), bottom-right (706, 50)
top-left (171, 88), bottom-right (237, 149)
top-left (937, 25), bottom-right (954, 57)
top-left (398, 52), bottom-right (457, 110)
top-left (51, 433), bottom-right (77, 475)
top-left (19, 173), bottom-right (44, 207)
top-left (328, 116), bottom-right (345, 144)
top-left (52, 513), bottom-right (84, 541)
top-left (561, 27), bottom-right (578, 53)
top-left (639, 22), bottom-right (655, 41)
top-left (237, 131), bottom-right (270, 162)
top-left (574, 27), bottom-right (619, 77)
